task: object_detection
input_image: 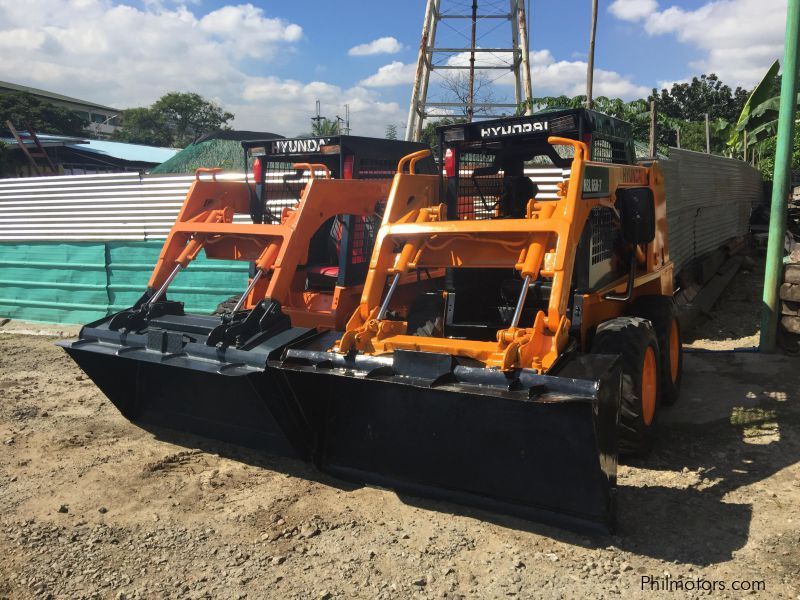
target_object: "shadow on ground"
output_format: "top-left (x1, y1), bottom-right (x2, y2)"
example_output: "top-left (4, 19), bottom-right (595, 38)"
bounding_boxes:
top-left (385, 353), bottom-right (799, 566)
top-left (128, 353), bottom-right (798, 568)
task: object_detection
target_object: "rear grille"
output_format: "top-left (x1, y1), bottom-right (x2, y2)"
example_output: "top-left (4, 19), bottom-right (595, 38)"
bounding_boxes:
top-left (590, 207), bottom-right (614, 265)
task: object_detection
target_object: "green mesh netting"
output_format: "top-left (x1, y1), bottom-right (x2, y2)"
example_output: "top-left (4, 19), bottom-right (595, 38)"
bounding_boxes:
top-left (150, 139), bottom-right (252, 174)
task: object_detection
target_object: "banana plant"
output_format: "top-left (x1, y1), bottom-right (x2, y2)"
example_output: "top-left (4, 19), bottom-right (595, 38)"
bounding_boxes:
top-left (727, 60), bottom-right (799, 153)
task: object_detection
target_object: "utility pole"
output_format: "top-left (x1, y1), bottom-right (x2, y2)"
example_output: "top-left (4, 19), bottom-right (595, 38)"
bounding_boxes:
top-left (311, 100), bottom-right (324, 133)
top-left (743, 129), bottom-right (748, 162)
top-left (705, 113), bottom-right (711, 153)
top-left (586, 0), bottom-right (598, 109)
top-left (676, 126), bottom-right (681, 149)
top-left (760, 0), bottom-right (800, 351)
top-left (517, 0), bottom-right (534, 115)
top-left (466, 0), bottom-right (478, 122)
top-left (648, 100), bottom-right (657, 157)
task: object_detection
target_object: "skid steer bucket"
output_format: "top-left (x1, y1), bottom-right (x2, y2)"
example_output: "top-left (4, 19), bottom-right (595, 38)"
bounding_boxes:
top-left (58, 137), bottom-right (439, 459)
top-left (279, 333), bottom-right (621, 532)
top-left (59, 312), bottom-right (318, 458)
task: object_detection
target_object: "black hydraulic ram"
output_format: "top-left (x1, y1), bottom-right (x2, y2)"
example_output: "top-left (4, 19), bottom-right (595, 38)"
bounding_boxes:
top-left (278, 331), bottom-right (622, 533)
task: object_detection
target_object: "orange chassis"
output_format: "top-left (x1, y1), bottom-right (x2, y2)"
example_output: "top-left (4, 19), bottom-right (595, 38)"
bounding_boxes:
top-left (146, 160), bottom-right (437, 331)
top-left (336, 137), bottom-right (673, 372)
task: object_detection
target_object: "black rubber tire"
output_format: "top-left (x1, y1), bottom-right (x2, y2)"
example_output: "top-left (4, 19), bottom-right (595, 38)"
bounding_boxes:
top-left (591, 317), bottom-right (660, 456)
top-left (628, 295), bottom-right (683, 406)
top-left (213, 295), bottom-right (242, 315)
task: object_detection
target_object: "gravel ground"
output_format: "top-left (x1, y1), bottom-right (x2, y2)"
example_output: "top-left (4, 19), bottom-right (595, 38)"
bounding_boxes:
top-left (1, 266), bottom-right (799, 600)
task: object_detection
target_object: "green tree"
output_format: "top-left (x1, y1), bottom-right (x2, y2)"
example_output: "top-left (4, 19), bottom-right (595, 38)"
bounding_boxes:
top-left (152, 92), bottom-right (233, 147)
top-left (420, 116), bottom-right (463, 159)
top-left (526, 95), bottom-right (654, 145)
top-left (0, 91), bottom-right (87, 135)
top-left (114, 92), bottom-right (234, 148)
top-left (385, 124), bottom-right (398, 140)
top-left (652, 74), bottom-right (748, 123)
top-left (0, 140), bottom-right (16, 175)
top-left (112, 107), bottom-right (171, 146)
top-left (755, 127), bottom-right (800, 180)
top-left (310, 118), bottom-right (340, 136)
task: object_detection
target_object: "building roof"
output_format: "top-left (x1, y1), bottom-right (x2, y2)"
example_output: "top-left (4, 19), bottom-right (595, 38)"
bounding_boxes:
top-left (0, 132), bottom-right (88, 149)
top-left (78, 140), bottom-right (179, 164)
top-left (0, 80), bottom-right (119, 113)
top-left (1, 132), bottom-right (179, 168)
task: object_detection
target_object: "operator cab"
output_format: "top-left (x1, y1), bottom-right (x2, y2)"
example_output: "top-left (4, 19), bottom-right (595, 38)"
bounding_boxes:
top-left (243, 136), bottom-right (437, 292)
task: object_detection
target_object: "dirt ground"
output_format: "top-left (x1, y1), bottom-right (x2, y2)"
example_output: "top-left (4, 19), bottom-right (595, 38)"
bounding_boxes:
top-left (1, 265), bottom-right (799, 600)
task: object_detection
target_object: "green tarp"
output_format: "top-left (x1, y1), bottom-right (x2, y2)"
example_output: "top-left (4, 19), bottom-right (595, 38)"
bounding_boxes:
top-left (0, 241), bottom-right (249, 324)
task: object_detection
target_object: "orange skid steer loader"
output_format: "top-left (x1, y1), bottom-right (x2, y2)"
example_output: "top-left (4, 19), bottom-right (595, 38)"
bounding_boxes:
top-left (280, 110), bottom-right (683, 531)
top-left (59, 136), bottom-right (439, 459)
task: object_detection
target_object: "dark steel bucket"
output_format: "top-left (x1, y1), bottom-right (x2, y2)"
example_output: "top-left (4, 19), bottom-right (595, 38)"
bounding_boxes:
top-left (59, 315), bottom-right (318, 459)
top-left (279, 334), bottom-right (621, 532)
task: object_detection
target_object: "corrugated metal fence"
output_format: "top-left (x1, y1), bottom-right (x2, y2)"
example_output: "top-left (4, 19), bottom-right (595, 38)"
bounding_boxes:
top-left (0, 154), bottom-right (761, 323)
top-left (0, 172), bottom-right (249, 323)
top-left (659, 148), bottom-right (761, 275)
top-left (0, 171), bottom-right (248, 241)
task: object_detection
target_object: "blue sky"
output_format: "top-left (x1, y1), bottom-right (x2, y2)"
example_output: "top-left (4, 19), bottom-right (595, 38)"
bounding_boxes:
top-left (0, 0), bottom-right (788, 138)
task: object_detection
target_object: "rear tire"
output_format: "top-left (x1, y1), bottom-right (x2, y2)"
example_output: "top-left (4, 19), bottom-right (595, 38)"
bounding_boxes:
top-left (628, 295), bottom-right (682, 406)
top-left (591, 317), bottom-right (660, 455)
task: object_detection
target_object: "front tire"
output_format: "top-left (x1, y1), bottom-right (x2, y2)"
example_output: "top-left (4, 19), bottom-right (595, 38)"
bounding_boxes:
top-left (591, 317), bottom-right (661, 455)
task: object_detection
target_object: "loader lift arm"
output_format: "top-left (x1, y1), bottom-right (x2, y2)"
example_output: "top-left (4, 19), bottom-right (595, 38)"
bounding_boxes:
top-left (111, 165), bottom-right (402, 336)
top-left (336, 137), bottom-right (670, 373)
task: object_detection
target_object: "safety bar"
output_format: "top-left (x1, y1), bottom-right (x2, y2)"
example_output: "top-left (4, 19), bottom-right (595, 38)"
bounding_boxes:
top-left (291, 163), bottom-right (331, 180)
top-left (547, 136), bottom-right (590, 160)
top-left (195, 167), bottom-right (224, 181)
top-left (396, 149), bottom-right (432, 175)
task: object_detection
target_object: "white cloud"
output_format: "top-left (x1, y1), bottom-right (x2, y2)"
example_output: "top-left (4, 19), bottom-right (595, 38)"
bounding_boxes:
top-left (359, 61), bottom-right (416, 87)
top-left (608, 0), bottom-right (659, 21)
top-left (198, 4), bottom-right (302, 59)
top-left (532, 51), bottom-right (650, 99)
top-left (241, 77), bottom-right (404, 136)
top-left (434, 49), bottom-right (649, 99)
top-left (608, 0), bottom-right (787, 87)
top-left (0, 0), bottom-right (405, 137)
top-left (348, 36), bottom-right (403, 56)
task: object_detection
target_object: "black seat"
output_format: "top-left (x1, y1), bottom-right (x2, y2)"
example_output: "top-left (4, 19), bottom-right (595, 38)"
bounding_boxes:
top-left (500, 176), bottom-right (537, 218)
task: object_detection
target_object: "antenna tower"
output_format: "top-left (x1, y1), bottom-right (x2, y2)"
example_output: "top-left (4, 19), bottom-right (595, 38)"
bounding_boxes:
top-left (405, 0), bottom-right (534, 141)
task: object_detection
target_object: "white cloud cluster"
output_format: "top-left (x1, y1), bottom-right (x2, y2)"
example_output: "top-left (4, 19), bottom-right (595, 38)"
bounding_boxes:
top-left (532, 51), bottom-right (650, 98)
top-left (0, 0), bottom-right (406, 136)
top-left (239, 76), bottom-right (404, 136)
top-left (359, 61), bottom-right (416, 87)
top-left (348, 36), bottom-right (403, 56)
top-left (368, 49), bottom-right (649, 99)
top-left (608, 0), bottom-right (787, 86)
top-left (198, 4), bottom-right (302, 59)
top-left (608, 0), bottom-right (659, 21)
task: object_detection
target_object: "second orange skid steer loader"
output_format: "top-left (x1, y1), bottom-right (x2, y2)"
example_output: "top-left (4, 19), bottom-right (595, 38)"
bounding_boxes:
top-left (59, 136), bottom-right (439, 459)
top-left (280, 110), bottom-right (683, 531)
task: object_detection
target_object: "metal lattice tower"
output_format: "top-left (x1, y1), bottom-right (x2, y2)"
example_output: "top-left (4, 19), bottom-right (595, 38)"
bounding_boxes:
top-left (405, 0), bottom-right (534, 141)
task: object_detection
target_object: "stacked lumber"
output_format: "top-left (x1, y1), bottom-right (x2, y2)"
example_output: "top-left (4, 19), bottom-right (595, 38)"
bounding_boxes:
top-left (781, 250), bottom-right (800, 338)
